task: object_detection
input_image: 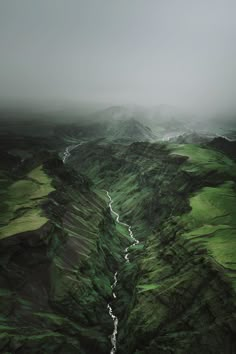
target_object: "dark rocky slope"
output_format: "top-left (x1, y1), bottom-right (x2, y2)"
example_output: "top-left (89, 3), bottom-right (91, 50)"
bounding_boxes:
top-left (54, 118), bottom-right (156, 144)
top-left (70, 141), bottom-right (236, 354)
top-left (1, 133), bottom-right (236, 353)
top-left (207, 136), bottom-right (236, 161)
top-left (0, 149), bottom-right (128, 353)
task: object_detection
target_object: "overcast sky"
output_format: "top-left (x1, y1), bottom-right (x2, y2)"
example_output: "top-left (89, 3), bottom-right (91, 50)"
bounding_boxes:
top-left (0, 0), bottom-right (236, 115)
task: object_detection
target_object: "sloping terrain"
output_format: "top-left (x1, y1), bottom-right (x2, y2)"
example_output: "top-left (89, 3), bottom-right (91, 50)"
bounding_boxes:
top-left (0, 165), bottom-right (54, 238)
top-left (1, 130), bottom-right (236, 353)
top-left (0, 137), bottom-right (129, 353)
top-left (54, 118), bottom-right (156, 144)
top-left (105, 119), bottom-right (156, 143)
top-left (208, 136), bottom-right (236, 161)
top-left (70, 140), bottom-right (236, 353)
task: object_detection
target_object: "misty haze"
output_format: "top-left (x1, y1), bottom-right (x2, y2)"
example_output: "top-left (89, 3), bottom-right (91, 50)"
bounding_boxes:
top-left (0, 1), bottom-right (236, 354)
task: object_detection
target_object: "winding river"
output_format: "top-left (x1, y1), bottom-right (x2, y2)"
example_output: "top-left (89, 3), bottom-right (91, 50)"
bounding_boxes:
top-left (62, 144), bottom-right (139, 353)
top-left (62, 143), bottom-right (82, 163)
top-left (106, 191), bottom-right (139, 354)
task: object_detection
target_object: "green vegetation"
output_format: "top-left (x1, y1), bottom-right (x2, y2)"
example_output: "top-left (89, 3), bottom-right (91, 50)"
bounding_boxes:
top-left (170, 143), bottom-right (236, 176)
top-left (0, 166), bottom-right (54, 238)
top-left (1, 135), bottom-right (236, 353)
top-left (72, 141), bottom-right (236, 353)
top-left (0, 152), bottom-right (129, 353)
top-left (136, 284), bottom-right (159, 292)
top-left (0, 210), bottom-right (48, 238)
top-left (182, 181), bottom-right (236, 287)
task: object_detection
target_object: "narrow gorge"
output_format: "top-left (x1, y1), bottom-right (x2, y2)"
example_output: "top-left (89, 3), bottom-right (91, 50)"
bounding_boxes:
top-left (106, 190), bottom-right (140, 353)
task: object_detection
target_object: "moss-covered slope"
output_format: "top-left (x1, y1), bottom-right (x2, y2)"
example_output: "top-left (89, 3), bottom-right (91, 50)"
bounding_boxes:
top-left (1, 134), bottom-right (236, 353)
top-left (0, 154), bottom-right (127, 353)
top-left (0, 165), bottom-right (54, 238)
top-left (71, 141), bottom-right (236, 354)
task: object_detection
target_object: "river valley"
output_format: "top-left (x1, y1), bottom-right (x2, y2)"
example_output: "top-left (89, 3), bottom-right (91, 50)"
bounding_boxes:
top-left (106, 190), bottom-right (140, 353)
top-left (0, 133), bottom-right (236, 353)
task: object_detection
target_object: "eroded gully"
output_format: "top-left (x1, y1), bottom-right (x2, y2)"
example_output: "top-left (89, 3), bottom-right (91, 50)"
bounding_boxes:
top-left (106, 191), bottom-right (139, 354)
top-left (62, 145), bottom-right (139, 353)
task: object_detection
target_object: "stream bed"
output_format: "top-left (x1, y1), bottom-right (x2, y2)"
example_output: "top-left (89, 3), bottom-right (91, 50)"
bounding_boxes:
top-left (106, 191), bottom-right (139, 354)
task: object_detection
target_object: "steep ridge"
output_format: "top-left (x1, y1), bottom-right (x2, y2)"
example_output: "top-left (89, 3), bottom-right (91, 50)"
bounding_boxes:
top-left (70, 141), bottom-right (236, 353)
top-left (0, 149), bottom-right (128, 353)
top-left (54, 118), bottom-right (156, 144)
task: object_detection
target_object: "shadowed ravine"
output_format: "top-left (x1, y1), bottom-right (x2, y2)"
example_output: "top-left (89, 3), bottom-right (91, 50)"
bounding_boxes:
top-left (58, 141), bottom-right (236, 353)
top-left (62, 142), bottom-right (82, 163)
top-left (62, 145), bottom-right (140, 353)
top-left (106, 191), bottom-right (139, 354)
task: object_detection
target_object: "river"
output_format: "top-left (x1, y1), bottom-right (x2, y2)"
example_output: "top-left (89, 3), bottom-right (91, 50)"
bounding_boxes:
top-left (62, 143), bottom-right (139, 353)
top-left (106, 191), bottom-right (139, 354)
top-left (62, 143), bottom-right (82, 163)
